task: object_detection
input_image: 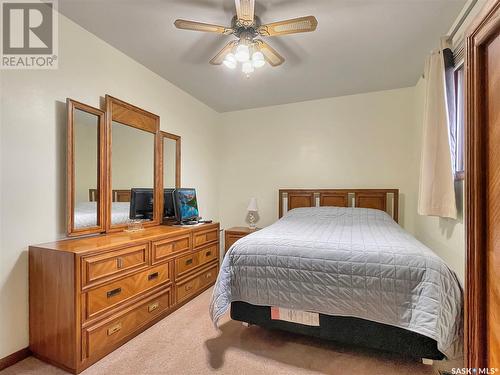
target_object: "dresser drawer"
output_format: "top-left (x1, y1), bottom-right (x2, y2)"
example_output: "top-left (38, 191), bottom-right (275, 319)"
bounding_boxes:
top-left (174, 243), bottom-right (218, 279)
top-left (193, 228), bottom-right (218, 249)
top-left (83, 289), bottom-right (170, 360)
top-left (152, 235), bottom-right (190, 264)
top-left (225, 234), bottom-right (244, 252)
top-left (82, 244), bottom-right (149, 287)
top-left (176, 264), bottom-right (218, 304)
top-left (84, 264), bottom-right (170, 320)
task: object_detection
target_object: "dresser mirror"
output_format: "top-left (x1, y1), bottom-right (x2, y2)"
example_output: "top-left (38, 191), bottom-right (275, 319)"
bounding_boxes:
top-left (161, 131), bottom-right (181, 189)
top-left (67, 99), bottom-right (105, 236)
top-left (67, 96), bottom-right (173, 235)
top-left (111, 121), bottom-right (155, 225)
top-left (105, 95), bottom-right (161, 231)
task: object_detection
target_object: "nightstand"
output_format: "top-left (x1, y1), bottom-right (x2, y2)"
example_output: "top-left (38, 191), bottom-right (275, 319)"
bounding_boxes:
top-left (224, 226), bottom-right (260, 254)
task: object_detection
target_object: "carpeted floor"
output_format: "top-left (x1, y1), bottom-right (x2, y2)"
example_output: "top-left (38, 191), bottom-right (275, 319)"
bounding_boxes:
top-left (2, 288), bottom-right (460, 375)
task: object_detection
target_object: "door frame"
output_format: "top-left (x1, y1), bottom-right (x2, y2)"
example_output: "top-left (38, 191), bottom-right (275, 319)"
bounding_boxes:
top-left (465, 0), bottom-right (500, 368)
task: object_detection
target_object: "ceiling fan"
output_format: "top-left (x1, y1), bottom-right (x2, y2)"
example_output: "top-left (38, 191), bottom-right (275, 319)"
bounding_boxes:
top-left (174, 0), bottom-right (318, 77)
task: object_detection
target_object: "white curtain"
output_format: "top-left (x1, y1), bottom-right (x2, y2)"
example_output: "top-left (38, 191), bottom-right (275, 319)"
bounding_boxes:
top-left (418, 49), bottom-right (457, 219)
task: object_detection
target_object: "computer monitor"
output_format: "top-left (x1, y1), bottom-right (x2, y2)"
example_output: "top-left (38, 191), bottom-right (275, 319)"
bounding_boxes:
top-left (173, 188), bottom-right (199, 222)
top-left (163, 188), bottom-right (175, 219)
top-left (129, 188), bottom-right (154, 220)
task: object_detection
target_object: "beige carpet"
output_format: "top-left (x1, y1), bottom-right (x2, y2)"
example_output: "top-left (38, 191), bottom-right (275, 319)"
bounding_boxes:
top-left (2, 288), bottom-right (460, 375)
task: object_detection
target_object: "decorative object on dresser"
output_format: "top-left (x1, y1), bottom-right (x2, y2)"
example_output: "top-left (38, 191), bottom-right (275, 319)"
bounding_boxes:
top-left (29, 223), bottom-right (220, 374)
top-left (246, 197), bottom-right (259, 229)
top-left (224, 226), bottom-right (260, 255)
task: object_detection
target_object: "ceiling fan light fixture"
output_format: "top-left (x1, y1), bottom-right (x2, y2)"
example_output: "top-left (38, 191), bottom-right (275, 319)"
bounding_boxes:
top-left (251, 51), bottom-right (265, 68)
top-left (235, 44), bottom-right (250, 62)
top-left (223, 53), bottom-right (237, 69)
top-left (242, 61), bottom-right (254, 75)
top-left (174, 1), bottom-right (319, 75)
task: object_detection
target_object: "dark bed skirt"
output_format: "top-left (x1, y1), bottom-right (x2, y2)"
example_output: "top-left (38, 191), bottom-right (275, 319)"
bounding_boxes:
top-left (230, 301), bottom-right (445, 360)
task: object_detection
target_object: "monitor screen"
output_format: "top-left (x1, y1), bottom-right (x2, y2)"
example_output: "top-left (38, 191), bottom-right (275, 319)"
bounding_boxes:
top-left (174, 188), bottom-right (199, 222)
top-left (164, 188), bottom-right (175, 218)
top-left (129, 188), bottom-right (154, 220)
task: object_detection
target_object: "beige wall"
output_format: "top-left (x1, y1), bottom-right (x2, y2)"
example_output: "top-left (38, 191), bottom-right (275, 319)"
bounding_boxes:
top-left (0, 14), bottom-right (219, 359)
top-left (217, 87), bottom-right (421, 234)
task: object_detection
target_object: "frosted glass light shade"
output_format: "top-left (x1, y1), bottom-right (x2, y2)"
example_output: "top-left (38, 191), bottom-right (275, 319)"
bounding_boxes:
top-left (252, 51), bottom-right (265, 68)
top-left (242, 61), bottom-right (254, 74)
top-left (247, 197), bottom-right (258, 212)
top-left (223, 53), bottom-right (236, 69)
top-left (235, 44), bottom-right (250, 62)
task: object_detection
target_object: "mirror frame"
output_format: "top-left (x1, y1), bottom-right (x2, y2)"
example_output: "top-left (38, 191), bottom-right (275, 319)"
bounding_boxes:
top-left (160, 131), bottom-right (181, 188)
top-left (105, 95), bottom-right (161, 232)
top-left (159, 131), bottom-right (181, 222)
top-left (66, 98), bottom-right (105, 236)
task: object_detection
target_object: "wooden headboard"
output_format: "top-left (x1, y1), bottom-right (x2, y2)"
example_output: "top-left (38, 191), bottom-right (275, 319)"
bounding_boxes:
top-left (278, 189), bottom-right (399, 223)
top-left (88, 189), bottom-right (131, 202)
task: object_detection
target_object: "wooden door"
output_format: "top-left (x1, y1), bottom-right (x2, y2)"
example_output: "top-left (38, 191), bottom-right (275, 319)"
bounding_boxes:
top-left (486, 27), bottom-right (500, 368)
top-left (466, 0), bottom-right (500, 368)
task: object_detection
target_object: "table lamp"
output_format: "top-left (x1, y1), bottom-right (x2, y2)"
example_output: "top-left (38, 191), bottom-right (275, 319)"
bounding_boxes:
top-left (247, 197), bottom-right (259, 230)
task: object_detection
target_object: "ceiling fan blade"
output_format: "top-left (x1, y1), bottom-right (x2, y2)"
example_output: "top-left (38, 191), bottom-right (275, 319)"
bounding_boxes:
top-left (254, 40), bottom-right (284, 67)
top-left (235, 0), bottom-right (255, 25)
top-left (258, 16), bottom-right (318, 37)
top-left (210, 40), bottom-right (239, 65)
top-left (174, 19), bottom-right (233, 35)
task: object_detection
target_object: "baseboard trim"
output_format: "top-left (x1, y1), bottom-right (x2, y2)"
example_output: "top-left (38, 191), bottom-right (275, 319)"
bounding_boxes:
top-left (0, 347), bottom-right (31, 371)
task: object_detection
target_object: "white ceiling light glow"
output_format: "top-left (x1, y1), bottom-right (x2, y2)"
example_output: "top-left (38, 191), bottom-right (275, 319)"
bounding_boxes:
top-left (223, 53), bottom-right (237, 69)
top-left (222, 41), bottom-right (266, 77)
top-left (252, 51), bottom-right (265, 68)
top-left (235, 44), bottom-right (250, 62)
top-left (242, 61), bottom-right (254, 76)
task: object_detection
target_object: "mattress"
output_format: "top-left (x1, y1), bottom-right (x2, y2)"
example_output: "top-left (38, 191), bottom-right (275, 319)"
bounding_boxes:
top-left (210, 207), bottom-right (463, 359)
top-left (74, 201), bottom-right (130, 227)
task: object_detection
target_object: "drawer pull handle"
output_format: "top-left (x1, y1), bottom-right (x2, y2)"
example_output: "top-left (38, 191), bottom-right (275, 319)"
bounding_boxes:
top-left (185, 258), bottom-right (193, 266)
top-left (107, 323), bottom-right (122, 336)
top-left (185, 284), bottom-right (193, 291)
top-left (148, 272), bottom-right (159, 281)
top-left (206, 273), bottom-right (212, 279)
top-left (205, 251), bottom-right (212, 257)
top-left (107, 287), bottom-right (122, 298)
top-left (116, 257), bottom-right (124, 269)
top-left (148, 302), bottom-right (159, 312)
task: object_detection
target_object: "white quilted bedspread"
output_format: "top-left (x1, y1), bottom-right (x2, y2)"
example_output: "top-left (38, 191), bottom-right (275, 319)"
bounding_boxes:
top-left (210, 207), bottom-right (463, 359)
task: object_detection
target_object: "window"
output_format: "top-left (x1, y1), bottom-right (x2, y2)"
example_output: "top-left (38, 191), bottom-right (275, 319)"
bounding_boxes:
top-left (454, 65), bottom-right (465, 179)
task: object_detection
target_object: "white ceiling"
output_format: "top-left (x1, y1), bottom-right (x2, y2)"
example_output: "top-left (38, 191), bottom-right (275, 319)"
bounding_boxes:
top-left (59, 0), bottom-right (465, 112)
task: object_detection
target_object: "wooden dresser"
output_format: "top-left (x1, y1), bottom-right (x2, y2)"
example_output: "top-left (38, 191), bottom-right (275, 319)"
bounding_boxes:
top-left (29, 223), bottom-right (219, 374)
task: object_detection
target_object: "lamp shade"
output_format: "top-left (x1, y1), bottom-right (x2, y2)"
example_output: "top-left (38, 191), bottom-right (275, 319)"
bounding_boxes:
top-left (247, 197), bottom-right (258, 212)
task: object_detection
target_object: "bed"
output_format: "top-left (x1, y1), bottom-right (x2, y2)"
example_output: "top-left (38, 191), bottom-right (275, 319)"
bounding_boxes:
top-left (74, 201), bottom-right (130, 228)
top-left (210, 189), bottom-right (463, 360)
